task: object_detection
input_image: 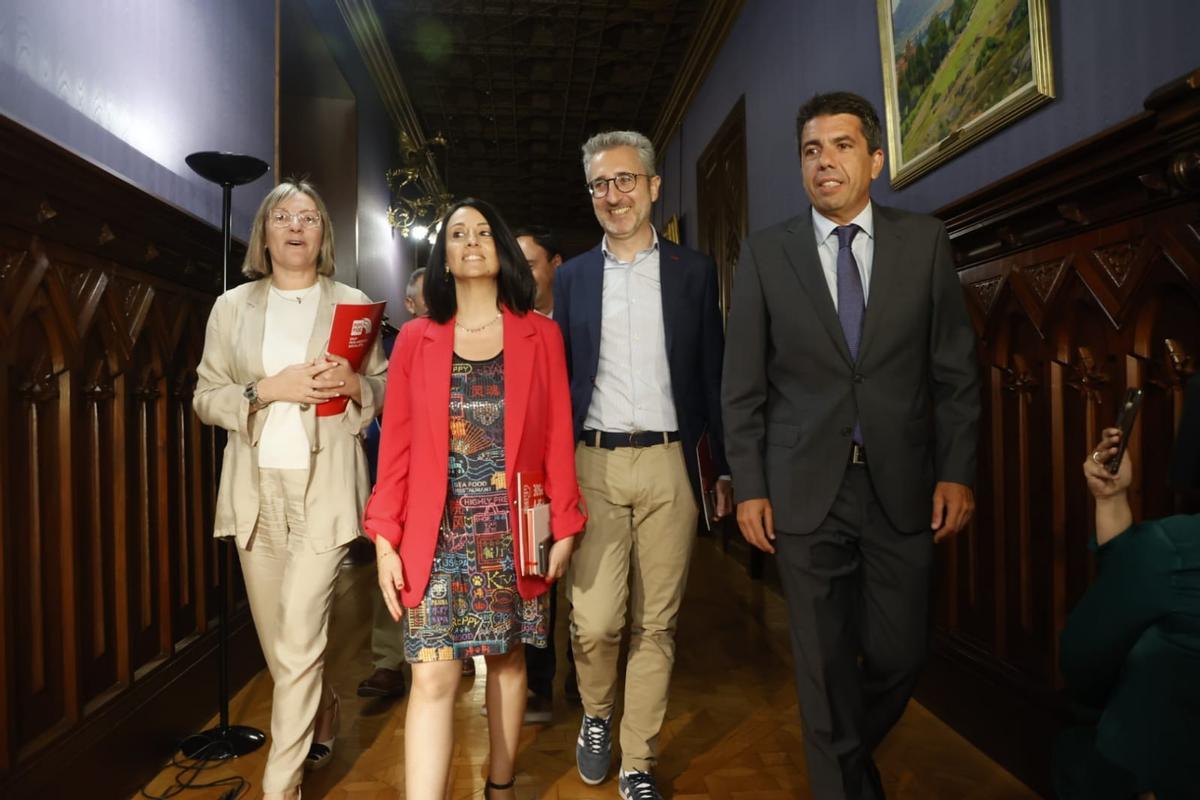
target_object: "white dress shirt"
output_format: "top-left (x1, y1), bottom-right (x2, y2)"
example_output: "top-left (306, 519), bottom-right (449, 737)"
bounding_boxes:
top-left (812, 202), bottom-right (875, 310)
top-left (583, 230), bottom-right (679, 433)
top-left (259, 284), bottom-right (321, 469)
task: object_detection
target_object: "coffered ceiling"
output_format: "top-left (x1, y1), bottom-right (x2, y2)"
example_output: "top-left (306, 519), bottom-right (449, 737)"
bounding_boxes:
top-left (369, 0), bottom-right (739, 250)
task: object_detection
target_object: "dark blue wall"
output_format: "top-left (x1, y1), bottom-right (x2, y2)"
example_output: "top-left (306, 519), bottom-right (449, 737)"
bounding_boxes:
top-left (657, 0), bottom-right (1200, 245)
top-left (0, 0), bottom-right (274, 233)
top-left (300, 0), bottom-right (415, 314)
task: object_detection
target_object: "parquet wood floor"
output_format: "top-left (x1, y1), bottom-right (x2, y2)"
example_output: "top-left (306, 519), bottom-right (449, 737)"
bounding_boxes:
top-left (137, 536), bottom-right (1040, 799)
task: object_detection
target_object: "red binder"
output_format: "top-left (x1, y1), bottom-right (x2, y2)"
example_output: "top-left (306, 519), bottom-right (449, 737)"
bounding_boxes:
top-left (316, 301), bottom-right (386, 417)
top-left (515, 471), bottom-right (552, 576)
top-left (696, 431), bottom-right (717, 529)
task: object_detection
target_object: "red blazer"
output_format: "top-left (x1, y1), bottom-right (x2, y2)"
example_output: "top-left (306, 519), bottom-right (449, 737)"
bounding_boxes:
top-left (363, 307), bottom-right (586, 607)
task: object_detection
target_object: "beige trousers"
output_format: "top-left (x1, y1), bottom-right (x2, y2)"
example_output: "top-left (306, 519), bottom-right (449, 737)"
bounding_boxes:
top-left (237, 468), bottom-right (345, 793)
top-left (567, 441), bottom-right (698, 773)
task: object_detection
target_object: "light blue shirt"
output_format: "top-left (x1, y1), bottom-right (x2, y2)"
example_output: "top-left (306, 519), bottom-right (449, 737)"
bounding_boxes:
top-left (812, 202), bottom-right (875, 310)
top-left (583, 229), bottom-right (679, 433)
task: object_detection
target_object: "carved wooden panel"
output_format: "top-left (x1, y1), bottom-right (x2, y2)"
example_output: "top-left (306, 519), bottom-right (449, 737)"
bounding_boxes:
top-left (0, 115), bottom-right (247, 794)
top-left (922, 71), bottom-right (1200, 793)
top-left (0, 225), bottom-right (219, 759)
top-left (697, 96), bottom-right (748, 318)
top-left (931, 203), bottom-right (1200, 793)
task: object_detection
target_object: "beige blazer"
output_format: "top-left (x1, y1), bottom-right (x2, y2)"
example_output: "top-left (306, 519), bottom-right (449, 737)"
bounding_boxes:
top-left (193, 276), bottom-right (388, 553)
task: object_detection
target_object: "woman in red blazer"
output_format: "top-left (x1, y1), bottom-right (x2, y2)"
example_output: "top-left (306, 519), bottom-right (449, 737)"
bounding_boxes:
top-left (363, 198), bottom-right (586, 800)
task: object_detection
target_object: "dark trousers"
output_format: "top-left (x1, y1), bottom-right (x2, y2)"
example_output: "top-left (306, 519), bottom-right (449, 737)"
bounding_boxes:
top-left (526, 582), bottom-right (558, 698)
top-left (775, 465), bottom-right (933, 800)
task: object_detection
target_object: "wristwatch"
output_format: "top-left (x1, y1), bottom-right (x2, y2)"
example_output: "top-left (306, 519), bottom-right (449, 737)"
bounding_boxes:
top-left (243, 380), bottom-right (264, 409)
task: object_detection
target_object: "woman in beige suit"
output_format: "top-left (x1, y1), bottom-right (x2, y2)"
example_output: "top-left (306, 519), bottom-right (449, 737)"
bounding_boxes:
top-left (194, 179), bottom-right (387, 800)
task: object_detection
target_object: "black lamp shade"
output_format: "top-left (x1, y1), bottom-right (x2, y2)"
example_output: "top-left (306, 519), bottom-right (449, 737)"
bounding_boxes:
top-left (186, 151), bottom-right (269, 186)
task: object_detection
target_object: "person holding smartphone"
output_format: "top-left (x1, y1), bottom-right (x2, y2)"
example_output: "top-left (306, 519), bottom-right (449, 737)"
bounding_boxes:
top-left (1055, 406), bottom-right (1200, 799)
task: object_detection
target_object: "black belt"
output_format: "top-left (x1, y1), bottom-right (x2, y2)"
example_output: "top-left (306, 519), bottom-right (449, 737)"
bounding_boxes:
top-left (582, 429), bottom-right (680, 449)
top-left (849, 442), bottom-right (867, 465)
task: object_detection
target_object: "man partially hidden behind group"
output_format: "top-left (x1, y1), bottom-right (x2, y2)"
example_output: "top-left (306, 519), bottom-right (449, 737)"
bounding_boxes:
top-left (723, 92), bottom-right (980, 800)
top-left (513, 224), bottom-right (574, 717)
top-left (357, 267), bottom-right (427, 701)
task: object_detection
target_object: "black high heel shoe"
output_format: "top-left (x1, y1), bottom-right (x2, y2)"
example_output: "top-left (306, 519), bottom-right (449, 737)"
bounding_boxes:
top-left (484, 776), bottom-right (515, 799)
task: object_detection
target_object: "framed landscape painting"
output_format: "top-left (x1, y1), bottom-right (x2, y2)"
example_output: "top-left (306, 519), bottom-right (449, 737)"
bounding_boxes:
top-left (876, 0), bottom-right (1054, 187)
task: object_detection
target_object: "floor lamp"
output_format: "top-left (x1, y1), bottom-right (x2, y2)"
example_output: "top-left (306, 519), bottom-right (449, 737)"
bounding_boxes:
top-left (179, 151), bottom-right (269, 760)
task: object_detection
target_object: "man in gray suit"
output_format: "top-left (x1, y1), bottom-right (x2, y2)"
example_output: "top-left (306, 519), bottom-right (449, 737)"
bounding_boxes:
top-left (722, 92), bottom-right (979, 799)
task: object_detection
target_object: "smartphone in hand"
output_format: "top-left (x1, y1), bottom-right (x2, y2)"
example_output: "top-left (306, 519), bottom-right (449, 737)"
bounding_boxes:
top-left (1107, 388), bottom-right (1144, 474)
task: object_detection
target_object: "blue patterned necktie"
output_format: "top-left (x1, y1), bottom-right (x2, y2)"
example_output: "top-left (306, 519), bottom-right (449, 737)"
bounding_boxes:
top-left (835, 224), bottom-right (865, 360)
top-left (835, 224), bottom-right (865, 445)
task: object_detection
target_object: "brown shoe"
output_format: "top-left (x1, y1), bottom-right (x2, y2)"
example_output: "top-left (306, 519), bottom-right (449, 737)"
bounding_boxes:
top-left (357, 667), bottom-right (407, 698)
top-left (462, 657), bottom-right (476, 677)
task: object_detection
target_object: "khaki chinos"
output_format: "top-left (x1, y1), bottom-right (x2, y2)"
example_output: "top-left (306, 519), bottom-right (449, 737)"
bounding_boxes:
top-left (568, 438), bottom-right (698, 773)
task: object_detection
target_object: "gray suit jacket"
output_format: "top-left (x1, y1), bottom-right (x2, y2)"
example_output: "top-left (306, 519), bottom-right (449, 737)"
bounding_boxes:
top-left (721, 204), bottom-right (980, 534)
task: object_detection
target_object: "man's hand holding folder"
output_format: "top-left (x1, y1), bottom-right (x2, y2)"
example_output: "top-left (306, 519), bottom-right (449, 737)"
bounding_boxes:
top-left (696, 432), bottom-right (734, 528)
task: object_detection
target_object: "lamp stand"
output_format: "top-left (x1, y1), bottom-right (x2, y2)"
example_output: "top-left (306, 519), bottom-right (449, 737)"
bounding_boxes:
top-left (178, 151), bottom-right (269, 760)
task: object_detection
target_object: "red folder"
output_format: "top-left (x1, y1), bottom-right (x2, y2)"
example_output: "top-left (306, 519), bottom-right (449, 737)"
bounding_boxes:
top-left (515, 471), bottom-right (551, 576)
top-left (696, 431), bottom-right (717, 530)
top-left (316, 301), bottom-right (386, 417)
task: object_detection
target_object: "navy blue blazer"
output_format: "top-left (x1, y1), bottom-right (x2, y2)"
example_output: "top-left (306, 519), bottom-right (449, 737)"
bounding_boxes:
top-left (552, 237), bottom-right (729, 499)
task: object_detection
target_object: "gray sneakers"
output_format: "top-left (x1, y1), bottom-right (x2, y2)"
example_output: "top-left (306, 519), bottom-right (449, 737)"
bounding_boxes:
top-left (618, 770), bottom-right (662, 800)
top-left (575, 713), bottom-right (612, 785)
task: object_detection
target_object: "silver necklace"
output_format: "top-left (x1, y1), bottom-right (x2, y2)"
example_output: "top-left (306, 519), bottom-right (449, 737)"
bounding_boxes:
top-left (454, 312), bottom-right (502, 333)
top-left (270, 283), bottom-right (318, 304)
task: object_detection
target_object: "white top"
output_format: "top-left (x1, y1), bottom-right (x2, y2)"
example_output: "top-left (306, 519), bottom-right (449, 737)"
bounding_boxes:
top-left (583, 229), bottom-right (679, 433)
top-left (258, 283), bottom-right (322, 469)
top-left (812, 202), bottom-right (875, 310)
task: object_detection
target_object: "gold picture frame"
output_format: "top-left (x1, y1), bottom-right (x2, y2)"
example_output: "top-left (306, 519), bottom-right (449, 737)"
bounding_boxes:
top-left (876, 0), bottom-right (1054, 188)
top-left (662, 214), bottom-right (682, 245)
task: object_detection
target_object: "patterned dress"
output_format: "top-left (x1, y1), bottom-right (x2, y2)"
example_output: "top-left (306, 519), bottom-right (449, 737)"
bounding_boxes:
top-left (404, 352), bottom-right (550, 663)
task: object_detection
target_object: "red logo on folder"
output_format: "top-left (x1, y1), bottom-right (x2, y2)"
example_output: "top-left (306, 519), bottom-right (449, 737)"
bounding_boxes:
top-left (317, 301), bottom-right (386, 417)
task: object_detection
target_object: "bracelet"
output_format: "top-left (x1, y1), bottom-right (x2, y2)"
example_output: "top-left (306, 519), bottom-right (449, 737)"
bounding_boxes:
top-left (376, 549), bottom-right (398, 560)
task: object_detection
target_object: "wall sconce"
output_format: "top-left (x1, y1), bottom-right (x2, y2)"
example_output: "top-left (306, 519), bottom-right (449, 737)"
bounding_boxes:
top-left (387, 130), bottom-right (452, 240)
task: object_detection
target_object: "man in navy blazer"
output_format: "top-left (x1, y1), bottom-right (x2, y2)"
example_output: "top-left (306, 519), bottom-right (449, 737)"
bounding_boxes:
top-left (554, 129), bottom-right (731, 800)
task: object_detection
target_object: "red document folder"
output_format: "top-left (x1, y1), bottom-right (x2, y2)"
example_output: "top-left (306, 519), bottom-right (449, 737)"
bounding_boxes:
top-left (696, 431), bottom-right (717, 530)
top-left (316, 301), bottom-right (386, 417)
top-left (515, 471), bottom-right (551, 576)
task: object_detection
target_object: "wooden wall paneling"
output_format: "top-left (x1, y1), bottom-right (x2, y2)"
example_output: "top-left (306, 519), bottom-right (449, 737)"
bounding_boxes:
top-left (168, 352), bottom-right (194, 644)
top-left (110, 355), bottom-right (133, 695)
top-left (129, 330), bottom-right (167, 677)
top-left (919, 68), bottom-right (1200, 795)
top-left (9, 294), bottom-right (77, 762)
top-left (160, 298), bottom-right (205, 649)
top-left (0, 113), bottom-right (271, 797)
top-left (696, 96), bottom-right (748, 318)
top-left (947, 339), bottom-right (993, 642)
top-left (78, 335), bottom-right (121, 712)
top-left (152, 339), bottom-right (173, 663)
